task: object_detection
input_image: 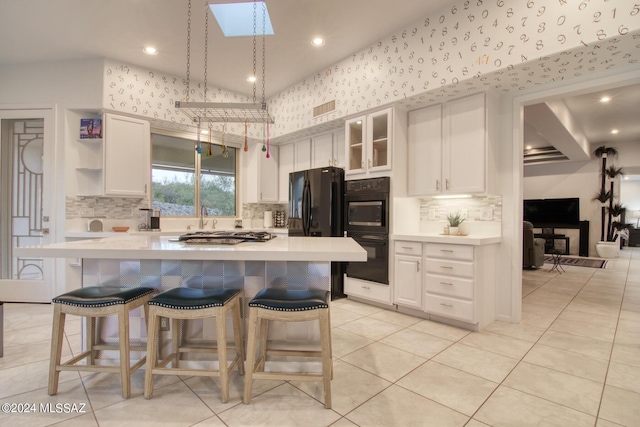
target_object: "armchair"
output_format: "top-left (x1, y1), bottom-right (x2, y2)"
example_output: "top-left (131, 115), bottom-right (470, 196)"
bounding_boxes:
top-left (523, 221), bottom-right (545, 268)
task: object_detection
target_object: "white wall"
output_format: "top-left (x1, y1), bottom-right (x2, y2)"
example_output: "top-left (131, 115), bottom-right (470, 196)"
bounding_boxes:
top-left (621, 180), bottom-right (640, 212)
top-left (0, 58), bottom-right (103, 106)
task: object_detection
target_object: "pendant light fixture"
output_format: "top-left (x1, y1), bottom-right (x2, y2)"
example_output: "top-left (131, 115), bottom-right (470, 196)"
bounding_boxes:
top-left (175, 0), bottom-right (274, 125)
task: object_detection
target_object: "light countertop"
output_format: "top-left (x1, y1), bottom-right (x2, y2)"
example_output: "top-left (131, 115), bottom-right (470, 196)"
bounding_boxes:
top-left (391, 234), bottom-right (502, 246)
top-left (65, 227), bottom-right (290, 239)
top-left (17, 234), bottom-right (367, 262)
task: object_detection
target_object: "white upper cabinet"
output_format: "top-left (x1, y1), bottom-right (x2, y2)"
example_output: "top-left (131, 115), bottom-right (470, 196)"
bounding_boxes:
top-left (408, 104), bottom-right (442, 196)
top-left (312, 133), bottom-right (333, 169)
top-left (407, 93), bottom-right (487, 196)
top-left (259, 146), bottom-right (279, 202)
top-left (278, 143), bottom-right (294, 203)
top-left (243, 145), bottom-right (279, 203)
top-left (444, 93), bottom-right (486, 194)
top-left (311, 130), bottom-right (345, 169)
top-left (75, 112), bottom-right (150, 198)
top-left (103, 114), bottom-right (150, 197)
top-left (294, 138), bottom-right (312, 171)
top-left (333, 130), bottom-right (345, 169)
top-left (345, 108), bottom-right (393, 177)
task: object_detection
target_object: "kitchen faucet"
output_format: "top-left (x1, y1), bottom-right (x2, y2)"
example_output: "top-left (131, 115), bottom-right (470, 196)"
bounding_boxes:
top-left (199, 204), bottom-right (208, 229)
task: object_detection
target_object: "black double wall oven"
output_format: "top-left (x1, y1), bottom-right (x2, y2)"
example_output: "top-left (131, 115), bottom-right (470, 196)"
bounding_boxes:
top-left (345, 177), bottom-right (390, 285)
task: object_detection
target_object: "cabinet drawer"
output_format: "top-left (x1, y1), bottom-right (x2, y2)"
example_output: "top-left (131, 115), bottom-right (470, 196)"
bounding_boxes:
top-left (425, 293), bottom-right (475, 323)
top-left (425, 259), bottom-right (473, 278)
top-left (345, 277), bottom-right (391, 304)
top-left (426, 243), bottom-right (473, 261)
top-left (395, 241), bottom-right (423, 256)
top-left (425, 273), bottom-right (474, 300)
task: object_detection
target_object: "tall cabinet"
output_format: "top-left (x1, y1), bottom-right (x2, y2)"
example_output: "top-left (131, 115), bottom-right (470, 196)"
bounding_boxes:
top-left (408, 92), bottom-right (491, 196)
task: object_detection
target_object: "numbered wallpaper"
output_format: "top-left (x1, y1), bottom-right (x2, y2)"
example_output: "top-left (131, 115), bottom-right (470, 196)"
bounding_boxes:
top-left (104, 0), bottom-right (640, 144)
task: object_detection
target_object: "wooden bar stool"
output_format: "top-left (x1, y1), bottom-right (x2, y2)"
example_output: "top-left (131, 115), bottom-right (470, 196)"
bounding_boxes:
top-left (49, 286), bottom-right (155, 398)
top-left (243, 288), bottom-right (333, 409)
top-left (144, 288), bottom-right (244, 403)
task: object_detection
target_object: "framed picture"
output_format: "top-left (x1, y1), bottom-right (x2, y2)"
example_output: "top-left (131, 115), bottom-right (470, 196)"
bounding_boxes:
top-left (80, 118), bottom-right (102, 139)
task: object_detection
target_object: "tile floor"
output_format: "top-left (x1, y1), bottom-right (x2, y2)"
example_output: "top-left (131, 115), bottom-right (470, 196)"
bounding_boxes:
top-left (1, 248), bottom-right (639, 426)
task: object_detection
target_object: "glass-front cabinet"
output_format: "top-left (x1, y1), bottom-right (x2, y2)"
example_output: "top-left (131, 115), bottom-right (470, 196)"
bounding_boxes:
top-left (345, 108), bottom-right (393, 176)
top-left (346, 118), bottom-right (365, 174)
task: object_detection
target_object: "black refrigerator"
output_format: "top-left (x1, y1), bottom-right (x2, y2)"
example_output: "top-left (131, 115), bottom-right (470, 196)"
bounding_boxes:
top-left (288, 166), bottom-right (346, 298)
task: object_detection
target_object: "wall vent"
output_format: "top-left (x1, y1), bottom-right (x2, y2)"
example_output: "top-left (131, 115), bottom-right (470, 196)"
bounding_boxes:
top-left (313, 100), bottom-right (335, 117)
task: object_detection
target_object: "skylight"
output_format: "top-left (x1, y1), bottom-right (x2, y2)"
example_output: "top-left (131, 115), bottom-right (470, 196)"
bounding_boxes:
top-left (209, 1), bottom-right (274, 37)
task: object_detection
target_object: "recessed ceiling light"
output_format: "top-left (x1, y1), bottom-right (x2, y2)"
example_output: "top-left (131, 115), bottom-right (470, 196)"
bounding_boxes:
top-left (247, 76), bottom-right (257, 83)
top-left (311, 37), bottom-right (325, 47)
top-left (143, 46), bottom-right (158, 55)
top-left (600, 96), bottom-right (611, 103)
top-left (611, 129), bottom-right (619, 134)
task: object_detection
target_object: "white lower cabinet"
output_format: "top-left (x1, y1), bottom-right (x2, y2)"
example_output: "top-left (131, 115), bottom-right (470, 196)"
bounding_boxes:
top-left (392, 240), bottom-right (496, 329)
top-left (424, 242), bottom-right (494, 327)
top-left (393, 241), bottom-right (422, 309)
top-left (424, 243), bottom-right (476, 323)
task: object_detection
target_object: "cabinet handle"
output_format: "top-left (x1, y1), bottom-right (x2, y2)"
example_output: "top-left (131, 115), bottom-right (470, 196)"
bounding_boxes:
top-left (440, 266), bottom-right (453, 270)
top-left (440, 282), bottom-right (453, 286)
top-left (368, 159), bottom-right (372, 169)
top-left (334, 158), bottom-right (337, 166)
top-left (362, 285), bottom-right (370, 290)
top-left (401, 246), bottom-right (413, 250)
top-left (417, 261), bottom-right (420, 272)
top-left (329, 158), bottom-right (332, 166)
top-left (440, 302), bottom-right (454, 308)
top-left (436, 179), bottom-right (440, 190)
top-left (440, 249), bottom-right (454, 253)
top-left (446, 179), bottom-right (450, 190)
top-left (144, 184), bottom-right (147, 194)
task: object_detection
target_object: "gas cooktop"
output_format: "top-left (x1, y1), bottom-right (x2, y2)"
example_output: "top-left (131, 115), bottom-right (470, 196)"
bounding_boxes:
top-left (178, 231), bottom-right (276, 245)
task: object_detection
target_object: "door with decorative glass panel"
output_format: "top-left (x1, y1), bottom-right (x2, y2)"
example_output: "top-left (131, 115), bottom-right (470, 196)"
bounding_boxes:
top-left (0, 109), bottom-right (55, 302)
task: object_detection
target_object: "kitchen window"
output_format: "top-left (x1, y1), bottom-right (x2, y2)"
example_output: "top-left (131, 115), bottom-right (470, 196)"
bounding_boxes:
top-left (151, 131), bottom-right (237, 217)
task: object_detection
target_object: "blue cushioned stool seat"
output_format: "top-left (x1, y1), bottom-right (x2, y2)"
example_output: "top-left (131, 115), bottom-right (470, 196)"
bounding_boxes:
top-left (244, 287), bottom-right (333, 409)
top-left (144, 287), bottom-right (244, 403)
top-left (148, 287), bottom-right (240, 310)
top-left (49, 286), bottom-right (155, 399)
top-left (53, 286), bottom-right (154, 307)
top-left (248, 288), bottom-right (329, 312)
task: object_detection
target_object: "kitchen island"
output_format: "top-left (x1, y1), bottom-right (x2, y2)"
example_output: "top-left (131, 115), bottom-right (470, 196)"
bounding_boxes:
top-left (16, 234), bottom-right (366, 350)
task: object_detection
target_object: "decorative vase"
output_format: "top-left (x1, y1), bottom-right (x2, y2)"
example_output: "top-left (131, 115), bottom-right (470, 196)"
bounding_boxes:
top-left (449, 227), bottom-right (459, 235)
top-left (595, 241), bottom-right (619, 258)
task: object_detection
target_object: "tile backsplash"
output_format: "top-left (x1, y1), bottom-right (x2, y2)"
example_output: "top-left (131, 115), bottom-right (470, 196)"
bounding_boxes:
top-left (66, 196), bottom-right (148, 219)
top-left (420, 195), bottom-right (502, 223)
top-left (242, 203), bottom-right (288, 221)
top-left (67, 198), bottom-right (289, 223)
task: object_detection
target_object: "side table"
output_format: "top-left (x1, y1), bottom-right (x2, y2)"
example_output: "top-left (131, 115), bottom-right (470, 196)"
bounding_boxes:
top-left (549, 250), bottom-right (565, 273)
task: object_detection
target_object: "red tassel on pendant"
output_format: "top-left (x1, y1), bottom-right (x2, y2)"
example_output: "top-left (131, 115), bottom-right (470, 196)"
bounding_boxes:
top-left (266, 122), bottom-right (270, 158)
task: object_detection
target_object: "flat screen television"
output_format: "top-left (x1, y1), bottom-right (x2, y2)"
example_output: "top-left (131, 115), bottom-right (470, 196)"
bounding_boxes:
top-left (523, 198), bottom-right (580, 229)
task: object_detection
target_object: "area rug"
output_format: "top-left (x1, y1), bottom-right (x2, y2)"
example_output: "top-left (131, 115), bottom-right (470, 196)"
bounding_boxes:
top-left (543, 256), bottom-right (607, 269)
